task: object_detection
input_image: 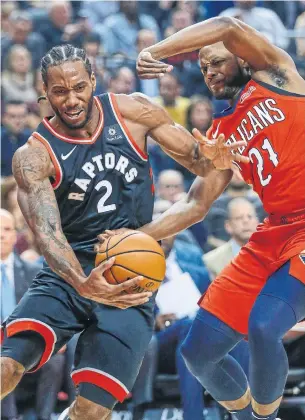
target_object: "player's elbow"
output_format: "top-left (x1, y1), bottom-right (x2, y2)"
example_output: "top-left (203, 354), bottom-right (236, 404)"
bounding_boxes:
top-left (216, 16), bottom-right (241, 39)
top-left (188, 200), bottom-right (208, 224)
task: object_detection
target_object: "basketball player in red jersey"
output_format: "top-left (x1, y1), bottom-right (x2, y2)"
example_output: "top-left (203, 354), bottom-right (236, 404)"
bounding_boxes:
top-left (135, 16), bottom-right (305, 420)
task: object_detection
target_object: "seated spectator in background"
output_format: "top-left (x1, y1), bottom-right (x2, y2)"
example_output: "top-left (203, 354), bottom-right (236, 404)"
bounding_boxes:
top-left (204, 169), bottom-right (265, 250)
top-left (157, 169), bottom-right (185, 203)
top-left (135, 29), bottom-right (159, 97)
top-left (1, 10), bottom-right (46, 70)
top-left (79, 0), bottom-right (119, 27)
top-left (37, 0), bottom-right (88, 51)
top-left (108, 66), bottom-right (136, 95)
top-left (0, 209), bottom-right (65, 420)
top-left (186, 96), bottom-right (213, 136)
top-left (220, 0), bottom-right (289, 50)
top-left (156, 171), bottom-right (208, 248)
top-left (1, 101), bottom-right (31, 177)
top-left (132, 233), bottom-right (249, 420)
top-left (1, 1), bottom-right (18, 38)
top-left (102, 0), bottom-right (160, 58)
top-left (164, 8), bottom-right (194, 38)
top-left (83, 33), bottom-right (107, 94)
top-left (2, 45), bottom-right (37, 104)
top-left (155, 72), bottom-right (190, 127)
top-left (203, 198), bottom-right (259, 279)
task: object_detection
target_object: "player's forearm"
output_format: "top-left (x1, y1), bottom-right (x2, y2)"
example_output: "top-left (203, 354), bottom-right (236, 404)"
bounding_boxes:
top-left (17, 186), bottom-right (86, 290)
top-left (144, 17), bottom-right (234, 60)
top-left (141, 170), bottom-right (232, 241)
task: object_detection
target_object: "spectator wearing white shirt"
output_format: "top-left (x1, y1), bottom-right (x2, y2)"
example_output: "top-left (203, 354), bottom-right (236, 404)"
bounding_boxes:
top-left (220, 0), bottom-right (289, 50)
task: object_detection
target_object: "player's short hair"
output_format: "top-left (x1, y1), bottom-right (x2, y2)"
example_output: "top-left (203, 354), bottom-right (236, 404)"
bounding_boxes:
top-left (41, 44), bottom-right (92, 86)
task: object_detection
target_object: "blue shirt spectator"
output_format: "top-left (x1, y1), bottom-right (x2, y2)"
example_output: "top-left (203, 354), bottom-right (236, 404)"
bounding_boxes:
top-left (102, 1), bottom-right (160, 59)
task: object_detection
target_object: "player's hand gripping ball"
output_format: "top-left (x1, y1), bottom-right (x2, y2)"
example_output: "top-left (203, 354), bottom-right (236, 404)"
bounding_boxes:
top-left (95, 230), bottom-right (166, 293)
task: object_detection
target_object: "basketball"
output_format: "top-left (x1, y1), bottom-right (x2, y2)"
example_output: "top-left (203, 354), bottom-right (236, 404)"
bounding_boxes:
top-left (95, 230), bottom-right (166, 293)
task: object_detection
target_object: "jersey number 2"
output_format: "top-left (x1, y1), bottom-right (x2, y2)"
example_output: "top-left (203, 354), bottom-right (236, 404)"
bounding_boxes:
top-left (249, 138), bottom-right (279, 186)
top-left (95, 180), bottom-right (116, 213)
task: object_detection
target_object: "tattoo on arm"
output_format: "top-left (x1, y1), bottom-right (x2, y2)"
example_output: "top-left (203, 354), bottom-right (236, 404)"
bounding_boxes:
top-left (13, 145), bottom-right (85, 288)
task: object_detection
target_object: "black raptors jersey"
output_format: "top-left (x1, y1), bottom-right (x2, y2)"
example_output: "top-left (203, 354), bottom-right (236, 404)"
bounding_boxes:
top-left (33, 93), bottom-right (155, 268)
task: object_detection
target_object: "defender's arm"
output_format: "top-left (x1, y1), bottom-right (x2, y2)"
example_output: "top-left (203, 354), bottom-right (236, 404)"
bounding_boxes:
top-left (139, 17), bottom-right (295, 74)
top-left (140, 170), bottom-right (232, 241)
top-left (12, 138), bottom-right (86, 289)
top-left (117, 93), bottom-right (246, 175)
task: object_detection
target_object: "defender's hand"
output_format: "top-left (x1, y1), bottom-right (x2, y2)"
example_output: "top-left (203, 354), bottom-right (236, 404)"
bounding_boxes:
top-left (193, 128), bottom-right (250, 170)
top-left (137, 51), bottom-right (173, 79)
top-left (96, 228), bottom-right (133, 247)
top-left (77, 258), bottom-right (152, 309)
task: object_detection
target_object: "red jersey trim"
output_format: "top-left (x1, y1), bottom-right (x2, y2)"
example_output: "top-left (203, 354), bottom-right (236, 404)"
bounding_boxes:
top-left (42, 97), bottom-right (104, 144)
top-left (108, 93), bottom-right (148, 161)
top-left (71, 367), bottom-right (129, 402)
top-left (6, 318), bottom-right (57, 373)
top-left (32, 132), bottom-right (63, 190)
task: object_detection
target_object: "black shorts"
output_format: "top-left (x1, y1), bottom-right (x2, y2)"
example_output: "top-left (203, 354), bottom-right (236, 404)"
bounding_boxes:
top-left (1, 275), bottom-right (155, 408)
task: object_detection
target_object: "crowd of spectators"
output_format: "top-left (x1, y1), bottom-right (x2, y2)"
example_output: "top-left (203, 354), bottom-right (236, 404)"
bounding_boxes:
top-left (1, 1), bottom-right (305, 419)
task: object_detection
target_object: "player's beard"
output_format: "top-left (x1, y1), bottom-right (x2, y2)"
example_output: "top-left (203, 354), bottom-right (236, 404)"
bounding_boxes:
top-left (50, 90), bottom-right (95, 130)
top-left (214, 65), bottom-right (251, 100)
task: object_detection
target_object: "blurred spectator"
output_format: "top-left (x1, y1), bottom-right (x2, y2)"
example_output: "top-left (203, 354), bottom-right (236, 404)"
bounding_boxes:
top-left (83, 33), bottom-right (107, 94)
top-left (263, 0), bottom-right (304, 30)
top-left (80, 0), bottom-right (119, 27)
top-left (102, 1), bottom-right (160, 58)
top-left (203, 198), bottom-right (259, 279)
top-left (138, 0), bottom-right (175, 34)
top-left (220, 0), bottom-right (289, 50)
top-left (135, 29), bottom-right (159, 97)
top-left (1, 100), bottom-right (31, 177)
top-left (176, 0), bottom-right (206, 24)
top-left (164, 9), bottom-right (194, 38)
top-left (155, 72), bottom-right (190, 127)
top-left (2, 45), bottom-right (37, 104)
top-left (37, 1), bottom-right (89, 52)
top-left (186, 96), bottom-right (213, 136)
top-left (295, 10), bottom-right (305, 56)
top-left (204, 170), bottom-right (265, 250)
top-left (1, 10), bottom-right (46, 70)
top-left (108, 67), bottom-right (136, 95)
top-left (157, 169), bottom-right (185, 203)
top-left (1, 1), bottom-right (18, 38)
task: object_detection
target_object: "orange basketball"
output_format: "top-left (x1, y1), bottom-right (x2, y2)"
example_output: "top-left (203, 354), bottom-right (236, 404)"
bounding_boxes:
top-left (95, 230), bottom-right (166, 293)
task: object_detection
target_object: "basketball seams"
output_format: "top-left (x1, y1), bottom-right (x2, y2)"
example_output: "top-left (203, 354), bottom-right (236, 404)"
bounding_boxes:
top-left (106, 250), bottom-right (165, 258)
top-left (105, 236), bottom-right (119, 285)
top-left (112, 264), bottom-right (163, 283)
top-left (106, 232), bottom-right (140, 252)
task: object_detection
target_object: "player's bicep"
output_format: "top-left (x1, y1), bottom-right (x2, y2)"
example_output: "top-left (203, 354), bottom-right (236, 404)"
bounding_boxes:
top-left (223, 18), bottom-right (295, 71)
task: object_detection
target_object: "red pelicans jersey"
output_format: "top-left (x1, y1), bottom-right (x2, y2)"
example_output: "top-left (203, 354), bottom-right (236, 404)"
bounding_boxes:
top-left (208, 79), bottom-right (305, 215)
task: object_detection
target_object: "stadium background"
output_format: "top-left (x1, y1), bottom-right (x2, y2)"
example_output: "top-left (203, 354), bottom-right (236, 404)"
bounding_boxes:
top-left (1, 1), bottom-right (305, 419)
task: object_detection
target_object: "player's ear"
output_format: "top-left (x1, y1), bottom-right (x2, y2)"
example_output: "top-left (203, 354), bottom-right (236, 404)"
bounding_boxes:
top-left (42, 82), bottom-right (48, 98)
top-left (225, 220), bottom-right (233, 236)
top-left (91, 72), bottom-right (96, 91)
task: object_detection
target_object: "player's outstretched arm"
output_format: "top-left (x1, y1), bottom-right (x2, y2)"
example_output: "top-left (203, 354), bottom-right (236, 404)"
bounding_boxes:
top-left (137, 17), bottom-right (297, 77)
top-left (140, 170), bottom-right (232, 241)
top-left (13, 139), bottom-right (151, 308)
top-left (117, 93), bottom-right (247, 174)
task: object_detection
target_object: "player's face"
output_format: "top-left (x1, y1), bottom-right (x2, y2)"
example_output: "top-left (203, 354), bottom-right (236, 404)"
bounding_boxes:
top-left (45, 61), bottom-right (96, 129)
top-left (199, 44), bottom-right (250, 100)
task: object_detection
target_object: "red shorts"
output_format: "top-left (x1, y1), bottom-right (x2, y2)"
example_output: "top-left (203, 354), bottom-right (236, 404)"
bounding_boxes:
top-left (199, 213), bottom-right (305, 335)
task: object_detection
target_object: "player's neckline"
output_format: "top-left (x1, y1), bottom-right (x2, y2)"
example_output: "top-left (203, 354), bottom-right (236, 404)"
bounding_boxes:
top-left (42, 97), bottom-right (104, 144)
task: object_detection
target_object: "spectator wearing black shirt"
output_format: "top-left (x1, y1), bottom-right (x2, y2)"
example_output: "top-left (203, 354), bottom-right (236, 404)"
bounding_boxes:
top-left (1, 101), bottom-right (31, 177)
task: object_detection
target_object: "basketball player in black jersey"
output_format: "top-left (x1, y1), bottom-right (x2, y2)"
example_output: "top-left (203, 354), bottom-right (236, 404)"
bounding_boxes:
top-left (0, 44), bottom-right (247, 420)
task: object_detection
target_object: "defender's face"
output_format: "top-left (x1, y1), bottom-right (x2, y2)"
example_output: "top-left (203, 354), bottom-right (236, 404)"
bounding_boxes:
top-left (199, 44), bottom-right (248, 100)
top-left (45, 61), bottom-right (96, 129)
